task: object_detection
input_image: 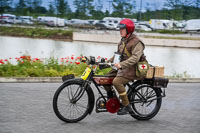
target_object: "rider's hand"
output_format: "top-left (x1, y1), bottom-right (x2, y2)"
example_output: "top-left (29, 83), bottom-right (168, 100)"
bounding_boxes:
top-left (114, 63), bottom-right (122, 69)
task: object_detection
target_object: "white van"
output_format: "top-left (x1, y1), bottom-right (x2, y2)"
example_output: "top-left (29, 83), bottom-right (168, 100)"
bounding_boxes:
top-left (149, 19), bottom-right (173, 30)
top-left (185, 19), bottom-right (200, 32)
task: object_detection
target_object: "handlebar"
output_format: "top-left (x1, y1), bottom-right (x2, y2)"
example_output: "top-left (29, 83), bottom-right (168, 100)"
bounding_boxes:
top-left (80, 56), bottom-right (118, 70)
top-left (98, 62), bottom-right (114, 66)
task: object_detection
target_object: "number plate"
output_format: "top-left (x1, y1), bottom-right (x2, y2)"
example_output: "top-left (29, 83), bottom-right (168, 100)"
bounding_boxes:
top-left (81, 67), bottom-right (92, 80)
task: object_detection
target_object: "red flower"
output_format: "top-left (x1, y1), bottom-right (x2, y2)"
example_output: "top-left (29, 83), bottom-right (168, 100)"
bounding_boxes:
top-left (9, 57), bottom-right (12, 60)
top-left (71, 57), bottom-right (74, 60)
top-left (21, 61), bottom-right (24, 64)
top-left (0, 60), bottom-right (4, 64)
top-left (70, 62), bottom-right (72, 64)
top-left (4, 59), bottom-right (8, 61)
top-left (75, 62), bottom-right (80, 65)
top-left (105, 58), bottom-right (108, 60)
top-left (66, 60), bottom-right (68, 63)
top-left (33, 58), bottom-right (39, 61)
top-left (76, 56), bottom-right (81, 60)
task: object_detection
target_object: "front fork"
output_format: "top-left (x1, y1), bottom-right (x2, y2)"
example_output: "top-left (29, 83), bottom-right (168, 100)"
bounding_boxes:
top-left (71, 79), bottom-right (91, 103)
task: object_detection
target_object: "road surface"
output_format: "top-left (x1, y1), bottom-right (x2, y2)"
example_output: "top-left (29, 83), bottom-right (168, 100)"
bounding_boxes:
top-left (0, 83), bottom-right (199, 133)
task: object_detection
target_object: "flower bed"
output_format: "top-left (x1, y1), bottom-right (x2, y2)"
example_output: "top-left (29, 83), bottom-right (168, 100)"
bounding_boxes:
top-left (0, 55), bottom-right (111, 77)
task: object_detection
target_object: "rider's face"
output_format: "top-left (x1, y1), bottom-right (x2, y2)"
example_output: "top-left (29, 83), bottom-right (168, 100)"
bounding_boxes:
top-left (120, 28), bottom-right (127, 37)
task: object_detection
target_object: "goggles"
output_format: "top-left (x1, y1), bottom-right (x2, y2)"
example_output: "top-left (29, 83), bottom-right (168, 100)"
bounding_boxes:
top-left (117, 23), bottom-right (126, 29)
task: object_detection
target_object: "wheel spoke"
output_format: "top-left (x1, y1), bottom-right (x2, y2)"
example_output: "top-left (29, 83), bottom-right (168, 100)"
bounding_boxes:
top-left (53, 82), bottom-right (90, 122)
top-left (130, 85), bottom-right (159, 116)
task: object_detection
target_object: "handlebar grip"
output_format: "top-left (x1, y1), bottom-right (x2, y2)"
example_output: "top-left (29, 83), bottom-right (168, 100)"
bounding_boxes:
top-left (80, 56), bottom-right (87, 62)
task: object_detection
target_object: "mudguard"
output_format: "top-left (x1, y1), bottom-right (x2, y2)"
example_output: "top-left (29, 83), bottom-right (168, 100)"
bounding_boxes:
top-left (63, 78), bottom-right (95, 115)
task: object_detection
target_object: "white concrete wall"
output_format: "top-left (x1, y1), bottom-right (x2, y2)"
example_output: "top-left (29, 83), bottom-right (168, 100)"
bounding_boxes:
top-left (73, 32), bottom-right (200, 48)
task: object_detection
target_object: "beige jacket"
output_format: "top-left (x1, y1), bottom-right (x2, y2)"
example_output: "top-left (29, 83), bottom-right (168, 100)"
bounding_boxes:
top-left (109, 34), bottom-right (145, 80)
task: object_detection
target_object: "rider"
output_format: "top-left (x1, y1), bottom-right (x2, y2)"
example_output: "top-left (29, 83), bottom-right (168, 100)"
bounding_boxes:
top-left (105, 18), bottom-right (145, 115)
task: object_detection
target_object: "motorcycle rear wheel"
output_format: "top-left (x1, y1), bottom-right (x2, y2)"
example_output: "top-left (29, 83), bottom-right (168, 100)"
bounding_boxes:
top-left (129, 84), bottom-right (162, 120)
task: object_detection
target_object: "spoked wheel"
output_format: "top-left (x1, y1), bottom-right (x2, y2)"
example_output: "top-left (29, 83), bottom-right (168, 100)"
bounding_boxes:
top-left (53, 80), bottom-right (92, 123)
top-left (129, 84), bottom-right (162, 120)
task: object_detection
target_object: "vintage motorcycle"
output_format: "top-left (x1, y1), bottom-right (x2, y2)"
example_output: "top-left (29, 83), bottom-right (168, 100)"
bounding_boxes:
top-left (53, 56), bottom-right (168, 123)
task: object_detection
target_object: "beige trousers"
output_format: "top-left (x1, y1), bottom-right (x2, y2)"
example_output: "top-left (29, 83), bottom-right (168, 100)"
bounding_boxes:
top-left (112, 77), bottom-right (131, 106)
top-left (103, 69), bottom-right (131, 106)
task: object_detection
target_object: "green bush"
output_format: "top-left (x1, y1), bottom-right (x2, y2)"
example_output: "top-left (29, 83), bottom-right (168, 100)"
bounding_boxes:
top-left (0, 26), bottom-right (73, 40)
top-left (157, 29), bottom-right (184, 34)
top-left (0, 55), bottom-right (110, 77)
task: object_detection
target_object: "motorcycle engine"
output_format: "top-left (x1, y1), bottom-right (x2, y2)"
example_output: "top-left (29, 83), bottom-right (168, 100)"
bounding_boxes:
top-left (106, 97), bottom-right (120, 113)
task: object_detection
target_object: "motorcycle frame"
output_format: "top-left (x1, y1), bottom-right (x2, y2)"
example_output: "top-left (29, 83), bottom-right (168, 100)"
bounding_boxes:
top-left (81, 68), bottom-right (166, 105)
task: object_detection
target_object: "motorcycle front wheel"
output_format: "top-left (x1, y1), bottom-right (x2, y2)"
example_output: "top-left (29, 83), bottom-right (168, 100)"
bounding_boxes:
top-left (53, 80), bottom-right (92, 123)
top-left (129, 84), bottom-right (162, 120)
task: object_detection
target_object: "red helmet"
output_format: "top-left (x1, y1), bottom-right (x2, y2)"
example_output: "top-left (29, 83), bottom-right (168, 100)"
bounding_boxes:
top-left (117, 19), bottom-right (135, 34)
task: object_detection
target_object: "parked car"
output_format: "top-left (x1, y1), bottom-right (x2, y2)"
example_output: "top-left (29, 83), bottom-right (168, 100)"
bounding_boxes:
top-left (46, 18), bottom-right (65, 27)
top-left (136, 25), bottom-right (152, 31)
top-left (135, 24), bottom-right (153, 31)
top-left (47, 20), bottom-right (56, 27)
top-left (95, 20), bottom-right (116, 30)
top-left (22, 19), bottom-right (33, 25)
top-left (13, 17), bottom-right (23, 24)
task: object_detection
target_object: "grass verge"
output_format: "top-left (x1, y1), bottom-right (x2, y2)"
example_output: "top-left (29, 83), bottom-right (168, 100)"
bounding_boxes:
top-left (0, 26), bottom-right (73, 41)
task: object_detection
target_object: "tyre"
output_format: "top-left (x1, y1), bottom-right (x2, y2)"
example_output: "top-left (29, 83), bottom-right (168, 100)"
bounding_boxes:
top-left (129, 84), bottom-right (162, 120)
top-left (53, 80), bottom-right (93, 123)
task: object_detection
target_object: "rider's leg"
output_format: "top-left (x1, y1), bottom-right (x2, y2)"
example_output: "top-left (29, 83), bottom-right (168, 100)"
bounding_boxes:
top-left (104, 85), bottom-right (114, 99)
top-left (112, 76), bottom-right (132, 115)
top-left (112, 76), bottom-right (130, 106)
top-left (103, 69), bottom-right (117, 99)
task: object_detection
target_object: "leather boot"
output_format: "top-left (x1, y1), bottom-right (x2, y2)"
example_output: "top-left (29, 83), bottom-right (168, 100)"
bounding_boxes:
top-left (117, 104), bottom-right (132, 115)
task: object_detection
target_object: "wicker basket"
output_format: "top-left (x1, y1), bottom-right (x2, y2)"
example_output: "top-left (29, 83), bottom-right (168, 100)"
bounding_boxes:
top-left (146, 66), bottom-right (164, 78)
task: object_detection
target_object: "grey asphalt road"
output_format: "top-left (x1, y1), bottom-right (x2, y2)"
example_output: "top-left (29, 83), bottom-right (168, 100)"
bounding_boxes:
top-left (0, 83), bottom-right (200, 133)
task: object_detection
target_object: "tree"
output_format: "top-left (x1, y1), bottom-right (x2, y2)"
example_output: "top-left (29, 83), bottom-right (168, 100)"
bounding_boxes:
top-left (131, 0), bottom-right (137, 13)
top-left (194, 0), bottom-right (200, 18)
top-left (164, 0), bottom-right (183, 20)
top-left (73, 0), bottom-right (94, 19)
top-left (65, 0), bottom-right (72, 18)
top-left (104, 10), bottom-right (110, 17)
top-left (16, 0), bottom-right (27, 15)
top-left (54, 0), bottom-right (71, 18)
top-left (48, 2), bottom-right (55, 16)
top-left (0, 0), bottom-right (11, 14)
top-left (35, 6), bottom-right (47, 14)
top-left (194, 0), bottom-right (200, 7)
top-left (112, 0), bottom-right (132, 17)
top-left (26, 0), bottom-right (46, 14)
top-left (95, 0), bottom-right (103, 11)
top-left (55, 0), bottom-right (66, 17)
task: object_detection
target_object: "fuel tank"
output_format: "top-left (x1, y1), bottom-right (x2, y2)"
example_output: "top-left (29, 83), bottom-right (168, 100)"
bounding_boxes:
top-left (93, 75), bottom-right (115, 85)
